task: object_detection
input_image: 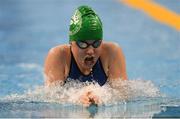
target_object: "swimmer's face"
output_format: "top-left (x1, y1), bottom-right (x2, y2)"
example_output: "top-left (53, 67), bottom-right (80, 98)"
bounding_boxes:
top-left (71, 40), bottom-right (102, 69)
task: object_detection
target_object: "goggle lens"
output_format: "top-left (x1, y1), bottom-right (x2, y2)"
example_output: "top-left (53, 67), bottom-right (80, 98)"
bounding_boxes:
top-left (76, 40), bottom-right (102, 49)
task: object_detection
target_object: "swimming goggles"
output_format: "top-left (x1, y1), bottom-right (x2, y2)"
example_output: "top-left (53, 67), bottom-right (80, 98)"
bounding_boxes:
top-left (76, 40), bottom-right (102, 49)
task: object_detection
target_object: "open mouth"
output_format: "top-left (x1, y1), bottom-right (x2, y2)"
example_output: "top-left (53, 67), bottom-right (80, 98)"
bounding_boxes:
top-left (84, 56), bottom-right (95, 66)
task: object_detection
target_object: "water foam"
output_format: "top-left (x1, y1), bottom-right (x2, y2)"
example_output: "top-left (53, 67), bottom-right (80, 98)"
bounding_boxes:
top-left (1, 78), bottom-right (162, 106)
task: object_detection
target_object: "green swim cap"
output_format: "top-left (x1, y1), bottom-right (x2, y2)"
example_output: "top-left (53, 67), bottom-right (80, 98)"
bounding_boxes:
top-left (69, 5), bottom-right (103, 42)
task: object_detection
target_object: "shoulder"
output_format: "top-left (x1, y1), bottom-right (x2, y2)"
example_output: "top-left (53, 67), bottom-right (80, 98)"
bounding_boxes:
top-left (44, 44), bottom-right (71, 85)
top-left (46, 44), bottom-right (70, 61)
top-left (102, 42), bottom-right (123, 56)
top-left (48, 44), bottom-right (70, 56)
top-left (101, 41), bottom-right (125, 67)
top-left (101, 42), bottom-right (127, 80)
top-left (44, 44), bottom-right (71, 67)
top-left (100, 42), bottom-right (124, 74)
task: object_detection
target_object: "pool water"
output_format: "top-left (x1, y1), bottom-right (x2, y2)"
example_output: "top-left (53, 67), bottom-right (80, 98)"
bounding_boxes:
top-left (0, 0), bottom-right (180, 118)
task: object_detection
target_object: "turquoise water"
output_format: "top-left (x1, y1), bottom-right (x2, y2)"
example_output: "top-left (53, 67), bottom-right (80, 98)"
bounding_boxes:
top-left (0, 0), bottom-right (180, 118)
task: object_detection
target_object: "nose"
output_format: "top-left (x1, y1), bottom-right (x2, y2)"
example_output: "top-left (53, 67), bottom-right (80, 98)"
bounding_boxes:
top-left (86, 45), bottom-right (95, 55)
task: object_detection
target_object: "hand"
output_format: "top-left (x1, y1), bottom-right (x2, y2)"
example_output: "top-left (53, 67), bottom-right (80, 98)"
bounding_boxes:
top-left (79, 91), bottom-right (100, 107)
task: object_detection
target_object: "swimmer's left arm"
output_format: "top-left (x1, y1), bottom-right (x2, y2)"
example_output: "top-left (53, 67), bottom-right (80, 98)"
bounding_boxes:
top-left (108, 43), bottom-right (127, 80)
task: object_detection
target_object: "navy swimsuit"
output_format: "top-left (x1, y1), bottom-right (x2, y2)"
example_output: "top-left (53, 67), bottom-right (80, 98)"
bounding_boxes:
top-left (67, 51), bottom-right (107, 86)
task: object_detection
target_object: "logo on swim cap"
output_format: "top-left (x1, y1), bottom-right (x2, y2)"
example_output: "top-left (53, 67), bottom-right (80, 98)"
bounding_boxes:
top-left (69, 10), bottom-right (82, 36)
top-left (69, 5), bottom-right (103, 42)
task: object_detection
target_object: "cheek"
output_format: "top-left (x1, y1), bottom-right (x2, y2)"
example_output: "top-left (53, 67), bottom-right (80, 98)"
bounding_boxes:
top-left (77, 49), bottom-right (86, 59)
top-left (95, 48), bottom-right (101, 56)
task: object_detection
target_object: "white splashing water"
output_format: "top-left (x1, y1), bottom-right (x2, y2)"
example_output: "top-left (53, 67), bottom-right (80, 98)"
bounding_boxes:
top-left (1, 78), bottom-right (161, 106)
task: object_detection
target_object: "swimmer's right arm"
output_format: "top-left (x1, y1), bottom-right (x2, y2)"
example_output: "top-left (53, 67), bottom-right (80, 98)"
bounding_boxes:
top-left (44, 47), bottom-right (66, 87)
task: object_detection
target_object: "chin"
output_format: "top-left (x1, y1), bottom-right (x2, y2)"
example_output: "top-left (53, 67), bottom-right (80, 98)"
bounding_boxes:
top-left (83, 62), bottom-right (95, 69)
top-left (82, 56), bottom-right (98, 69)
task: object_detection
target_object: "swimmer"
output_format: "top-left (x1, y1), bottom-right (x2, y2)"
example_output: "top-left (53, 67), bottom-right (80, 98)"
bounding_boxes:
top-left (44, 5), bottom-right (127, 107)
